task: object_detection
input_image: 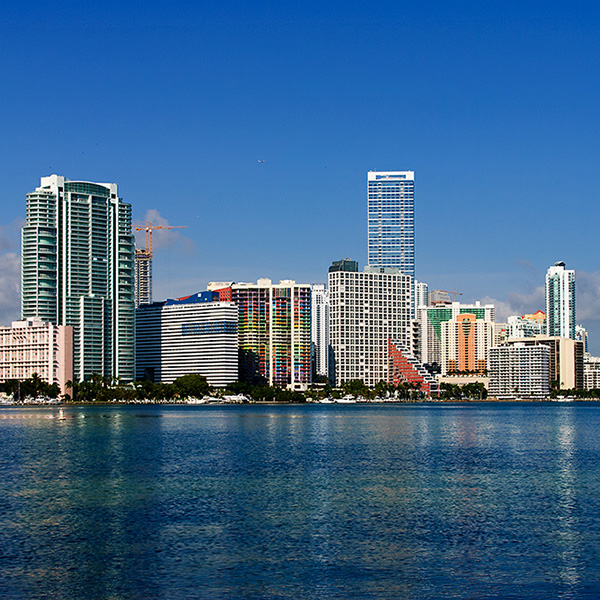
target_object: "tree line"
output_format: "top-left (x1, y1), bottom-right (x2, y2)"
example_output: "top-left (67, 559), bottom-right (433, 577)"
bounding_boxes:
top-left (12, 373), bottom-right (600, 403)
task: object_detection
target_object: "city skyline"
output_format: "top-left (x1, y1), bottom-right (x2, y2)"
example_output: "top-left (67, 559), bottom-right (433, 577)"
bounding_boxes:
top-left (1, 1), bottom-right (600, 351)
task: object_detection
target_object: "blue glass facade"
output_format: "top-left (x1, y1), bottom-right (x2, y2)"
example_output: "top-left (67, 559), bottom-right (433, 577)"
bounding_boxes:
top-left (367, 171), bottom-right (415, 277)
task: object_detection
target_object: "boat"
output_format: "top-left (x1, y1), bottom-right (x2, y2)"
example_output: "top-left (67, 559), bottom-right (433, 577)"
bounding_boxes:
top-left (335, 395), bottom-right (357, 404)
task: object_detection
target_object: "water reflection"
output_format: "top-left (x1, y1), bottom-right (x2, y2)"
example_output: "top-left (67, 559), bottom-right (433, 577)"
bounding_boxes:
top-left (1, 404), bottom-right (600, 599)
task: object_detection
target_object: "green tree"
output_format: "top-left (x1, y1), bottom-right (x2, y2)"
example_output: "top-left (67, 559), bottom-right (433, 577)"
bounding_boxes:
top-left (173, 374), bottom-right (210, 399)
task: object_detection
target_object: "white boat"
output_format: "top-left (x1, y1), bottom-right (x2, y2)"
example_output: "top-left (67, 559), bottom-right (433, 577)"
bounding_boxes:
top-left (185, 397), bottom-right (208, 404)
top-left (335, 395), bottom-right (357, 404)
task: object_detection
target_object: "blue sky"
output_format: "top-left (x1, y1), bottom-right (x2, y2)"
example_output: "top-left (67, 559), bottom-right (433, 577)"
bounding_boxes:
top-left (1, 1), bottom-right (599, 349)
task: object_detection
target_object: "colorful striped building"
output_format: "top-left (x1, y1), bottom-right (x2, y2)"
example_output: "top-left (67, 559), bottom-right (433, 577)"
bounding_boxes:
top-left (209, 279), bottom-right (311, 389)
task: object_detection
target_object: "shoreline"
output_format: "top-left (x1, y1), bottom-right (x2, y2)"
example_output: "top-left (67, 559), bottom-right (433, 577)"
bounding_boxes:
top-left (2, 397), bottom-right (599, 407)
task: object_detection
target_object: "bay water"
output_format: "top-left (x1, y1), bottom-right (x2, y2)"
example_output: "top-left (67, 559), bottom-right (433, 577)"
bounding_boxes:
top-left (1, 402), bottom-right (599, 599)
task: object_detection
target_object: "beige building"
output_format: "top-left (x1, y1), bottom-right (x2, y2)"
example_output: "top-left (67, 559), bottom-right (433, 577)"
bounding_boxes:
top-left (0, 318), bottom-right (73, 394)
top-left (502, 336), bottom-right (583, 390)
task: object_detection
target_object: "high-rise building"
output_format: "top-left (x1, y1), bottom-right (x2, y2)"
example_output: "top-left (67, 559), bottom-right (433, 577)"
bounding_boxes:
top-left (415, 281), bottom-right (429, 308)
top-left (489, 344), bottom-right (550, 399)
top-left (208, 278), bottom-right (312, 389)
top-left (328, 261), bottom-right (412, 387)
top-left (575, 324), bottom-right (588, 353)
top-left (441, 313), bottom-right (495, 375)
top-left (387, 340), bottom-right (439, 397)
top-left (0, 318), bottom-right (73, 394)
top-left (502, 336), bottom-right (583, 390)
top-left (507, 314), bottom-right (546, 339)
top-left (311, 284), bottom-right (330, 380)
top-left (367, 171), bottom-right (415, 276)
top-left (429, 290), bottom-right (452, 305)
top-left (584, 353), bottom-right (600, 390)
top-left (22, 175), bottom-right (135, 382)
top-left (135, 248), bottom-right (152, 307)
top-left (545, 261), bottom-right (575, 339)
top-left (136, 292), bottom-right (238, 387)
top-left (415, 302), bottom-right (495, 368)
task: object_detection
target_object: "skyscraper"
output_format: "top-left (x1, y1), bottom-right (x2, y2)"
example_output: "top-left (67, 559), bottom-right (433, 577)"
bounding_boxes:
top-left (135, 248), bottom-right (152, 307)
top-left (208, 278), bottom-right (312, 389)
top-left (311, 284), bottom-right (330, 380)
top-left (415, 301), bottom-right (495, 367)
top-left (22, 175), bottom-right (135, 382)
top-left (328, 261), bottom-right (412, 386)
top-left (415, 280), bottom-right (429, 308)
top-left (545, 261), bottom-right (575, 339)
top-left (367, 171), bottom-right (415, 277)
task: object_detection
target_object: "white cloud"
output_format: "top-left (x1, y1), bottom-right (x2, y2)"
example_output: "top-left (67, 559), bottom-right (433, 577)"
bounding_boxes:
top-left (480, 269), bottom-right (600, 325)
top-left (133, 209), bottom-right (194, 253)
top-left (0, 218), bottom-right (25, 252)
top-left (480, 286), bottom-right (545, 322)
top-left (0, 252), bottom-right (21, 325)
top-left (575, 270), bottom-right (600, 321)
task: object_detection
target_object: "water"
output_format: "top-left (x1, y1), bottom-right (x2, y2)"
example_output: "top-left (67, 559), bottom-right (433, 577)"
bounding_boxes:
top-left (1, 402), bottom-right (600, 599)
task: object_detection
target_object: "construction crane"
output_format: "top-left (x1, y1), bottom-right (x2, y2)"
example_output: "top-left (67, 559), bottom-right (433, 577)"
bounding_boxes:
top-left (437, 289), bottom-right (463, 302)
top-left (134, 221), bottom-right (188, 258)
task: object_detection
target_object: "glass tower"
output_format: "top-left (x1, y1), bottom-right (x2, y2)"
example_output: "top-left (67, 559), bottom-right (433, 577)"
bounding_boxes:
top-left (367, 170), bottom-right (415, 277)
top-left (545, 261), bottom-right (576, 339)
top-left (22, 175), bottom-right (135, 382)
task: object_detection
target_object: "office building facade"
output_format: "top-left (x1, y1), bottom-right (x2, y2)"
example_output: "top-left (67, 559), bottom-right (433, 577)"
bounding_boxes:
top-left (22, 175), bottom-right (135, 382)
top-left (136, 292), bottom-right (238, 387)
top-left (545, 261), bottom-right (575, 339)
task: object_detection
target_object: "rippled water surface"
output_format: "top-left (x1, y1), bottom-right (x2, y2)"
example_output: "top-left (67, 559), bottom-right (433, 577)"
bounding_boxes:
top-left (1, 402), bottom-right (600, 599)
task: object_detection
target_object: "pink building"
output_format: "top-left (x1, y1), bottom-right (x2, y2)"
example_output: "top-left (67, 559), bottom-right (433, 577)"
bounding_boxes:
top-left (0, 318), bottom-right (73, 394)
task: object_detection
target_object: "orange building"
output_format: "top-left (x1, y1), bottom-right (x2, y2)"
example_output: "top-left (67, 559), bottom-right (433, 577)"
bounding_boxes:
top-left (441, 313), bottom-right (494, 375)
top-left (523, 310), bottom-right (546, 324)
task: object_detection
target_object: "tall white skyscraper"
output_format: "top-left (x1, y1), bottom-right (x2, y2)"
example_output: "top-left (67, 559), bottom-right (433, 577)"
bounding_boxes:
top-left (22, 175), bottom-right (135, 382)
top-left (415, 281), bottom-right (429, 308)
top-left (367, 171), bottom-right (415, 277)
top-left (311, 284), bottom-right (330, 380)
top-left (328, 261), bottom-right (412, 386)
top-left (545, 261), bottom-right (575, 339)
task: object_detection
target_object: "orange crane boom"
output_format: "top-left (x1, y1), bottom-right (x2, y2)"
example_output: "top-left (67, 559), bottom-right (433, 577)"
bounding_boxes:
top-left (134, 221), bottom-right (188, 258)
